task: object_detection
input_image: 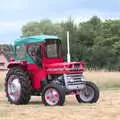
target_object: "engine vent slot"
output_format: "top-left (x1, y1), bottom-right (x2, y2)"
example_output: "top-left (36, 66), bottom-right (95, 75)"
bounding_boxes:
top-left (69, 64), bottom-right (81, 71)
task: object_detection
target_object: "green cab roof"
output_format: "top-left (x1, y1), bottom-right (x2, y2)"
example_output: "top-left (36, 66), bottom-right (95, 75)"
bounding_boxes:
top-left (14, 35), bottom-right (59, 45)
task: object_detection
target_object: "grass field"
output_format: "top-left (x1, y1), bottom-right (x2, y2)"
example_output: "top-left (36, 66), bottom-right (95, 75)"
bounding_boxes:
top-left (84, 71), bottom-right (120, 90)
top-left (0, 70), bottom-right (120, 91)
top-left (0, 71), bottom-right (120, 120)
top-left (0, 71), bottom-right (6, 91)
top-left (0, 90), bottom-right (120, 120)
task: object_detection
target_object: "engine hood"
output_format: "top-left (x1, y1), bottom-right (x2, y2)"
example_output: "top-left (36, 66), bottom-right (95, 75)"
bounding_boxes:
top-left (45, 62), bottom-right (85, 74)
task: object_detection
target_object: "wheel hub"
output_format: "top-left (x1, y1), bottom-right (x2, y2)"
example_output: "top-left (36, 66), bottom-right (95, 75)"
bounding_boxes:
top-left (8, 75), bottom-right (21, 102)
top-left (45, 88), bottom-right (59, 105)
top-left (80, 86), bottom-right (95, 102)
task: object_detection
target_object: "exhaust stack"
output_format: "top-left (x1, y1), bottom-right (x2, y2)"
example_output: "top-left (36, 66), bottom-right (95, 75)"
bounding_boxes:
top-left (67, 31), bottom-right (71, 63)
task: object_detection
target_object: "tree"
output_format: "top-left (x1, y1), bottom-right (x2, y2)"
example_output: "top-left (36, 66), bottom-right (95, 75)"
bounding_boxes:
top-left (22, 20), bottom-right (62, 37)
top-left (21, 16), bottom-right (120, 71)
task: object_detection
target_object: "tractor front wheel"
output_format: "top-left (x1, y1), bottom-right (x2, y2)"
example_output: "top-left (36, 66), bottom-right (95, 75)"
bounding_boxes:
top-left (5, 67), bottom-right (32, 105)
top-left (76, 81), bottom-right (99, 103)
top-left (42, 84), bottom-right (65, 106)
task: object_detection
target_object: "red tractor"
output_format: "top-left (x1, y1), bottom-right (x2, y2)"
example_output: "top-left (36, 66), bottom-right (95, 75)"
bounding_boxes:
top-left (5, 35), bottom-right (99, 106)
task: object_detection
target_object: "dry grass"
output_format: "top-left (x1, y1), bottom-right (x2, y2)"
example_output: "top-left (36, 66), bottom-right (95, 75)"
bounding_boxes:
top-left (0, 71), bottom-right (120, 120)
top-left (0, 90), bottom-right (120, 120)
top-left (84, 71), bottom-right (120, 89)
top-left (0, 71), bottom-right (6, 91)
top-left (0, 71), bottom-right (120, 91)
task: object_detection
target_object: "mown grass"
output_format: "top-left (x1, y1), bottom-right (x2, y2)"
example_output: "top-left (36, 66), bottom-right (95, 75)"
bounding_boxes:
top-left (84, 71), bottom-right (120, 90)
top-left (0, 71), bottom-right (6, 91)
top-left (0, 71), bottom-right (120, 91)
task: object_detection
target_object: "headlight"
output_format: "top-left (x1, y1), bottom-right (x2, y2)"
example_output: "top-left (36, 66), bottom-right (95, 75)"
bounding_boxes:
top-left (67, 77), bottom-right (74, 82)
top-left (81, 75), bottom-right (86, 81)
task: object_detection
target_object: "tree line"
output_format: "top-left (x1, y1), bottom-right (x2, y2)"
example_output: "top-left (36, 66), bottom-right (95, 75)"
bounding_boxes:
top-left (1, 16), bottom-right (120, 71)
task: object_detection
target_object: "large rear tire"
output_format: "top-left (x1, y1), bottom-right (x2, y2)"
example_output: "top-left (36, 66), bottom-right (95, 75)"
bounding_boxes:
top-left (42, 84), bottom-right (65, 106)
top-left (76, 81), bottom-right (99, 103)
top-left (5, 67), bottom-right (32, 105)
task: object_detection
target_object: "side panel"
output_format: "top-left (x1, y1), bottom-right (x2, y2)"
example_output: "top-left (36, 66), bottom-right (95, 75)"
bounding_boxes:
top-left (46, 62), bottom-right (85, 74)
top-left (42, 57), bottom-right (63, 64)
top-left (27, 64), bottom-right (46, 89)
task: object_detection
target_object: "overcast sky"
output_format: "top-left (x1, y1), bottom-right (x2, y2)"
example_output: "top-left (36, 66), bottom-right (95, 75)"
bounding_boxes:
top-left (0, 0), bottom-right (120, 44)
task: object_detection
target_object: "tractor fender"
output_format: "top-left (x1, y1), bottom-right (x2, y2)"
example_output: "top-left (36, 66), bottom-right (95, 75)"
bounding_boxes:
top-left (7, 61), bottom-right (27, 69)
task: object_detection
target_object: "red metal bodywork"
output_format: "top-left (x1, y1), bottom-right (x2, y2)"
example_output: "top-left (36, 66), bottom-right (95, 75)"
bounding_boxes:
top-left (8, 43), bottom-right (85, 89)
top-left (27, 61), bottom-right (84, 89)
top-left (8, 60), bottom-right (85, 89)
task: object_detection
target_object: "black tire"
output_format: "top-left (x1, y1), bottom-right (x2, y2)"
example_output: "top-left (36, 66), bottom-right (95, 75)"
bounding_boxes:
top-left (76, 81), bottom-right (99, 103)
top-left (5, 67), bottom-right (32, 105)
top-left (42, 84), bottom-right (65, 106)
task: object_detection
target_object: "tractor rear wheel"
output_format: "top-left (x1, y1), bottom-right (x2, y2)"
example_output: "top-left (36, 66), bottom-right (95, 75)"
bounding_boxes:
top-left (76, 81), bottom-right (99, 103)
top-left (5, 67), bottom-right (32, 105)
top-left (42, 84), bottom-right (65, 106)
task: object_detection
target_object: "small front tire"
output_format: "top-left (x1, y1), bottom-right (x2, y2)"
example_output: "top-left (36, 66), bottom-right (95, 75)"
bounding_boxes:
top-left (76, 81), bottom-right (99, 103)
top-left (42, 84), bottom-right (65, 106)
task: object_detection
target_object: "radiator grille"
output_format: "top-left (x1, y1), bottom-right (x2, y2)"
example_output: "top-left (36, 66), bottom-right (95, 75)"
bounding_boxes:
top-left (64, 74), bottom-right (85, 90)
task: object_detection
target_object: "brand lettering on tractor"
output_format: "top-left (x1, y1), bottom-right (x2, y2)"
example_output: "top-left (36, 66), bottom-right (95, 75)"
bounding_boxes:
top-left (47, 68), bottom-right (82, 71)
top-left (47, 68), bottom-right (65, 71)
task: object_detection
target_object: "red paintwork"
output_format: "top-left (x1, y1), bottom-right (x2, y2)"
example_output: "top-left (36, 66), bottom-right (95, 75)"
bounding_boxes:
top-left (42, 57), bottom-right (63, 64)
top-left (8, 61), bottom-right (84, 89)
top-left (45, 62), bottom-right (85, 74)
top-left (8, 42), bottom-right (85, 89)
top-left (27, 64), bottom-right (46, 88)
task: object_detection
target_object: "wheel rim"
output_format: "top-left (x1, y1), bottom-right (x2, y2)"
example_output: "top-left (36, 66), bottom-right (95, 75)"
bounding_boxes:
top-left (45, 88), bottom-right (59, 105)
top-left (80, 85), bottom-right (94, 102)
top-left (7, 75), bottom-right (21, 102)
